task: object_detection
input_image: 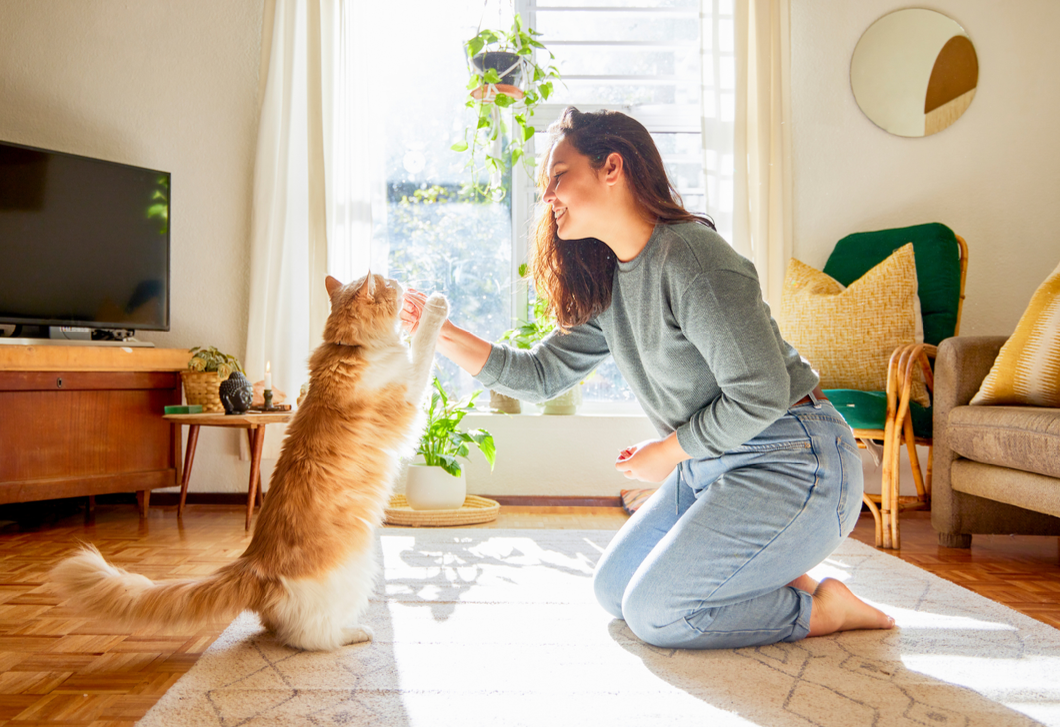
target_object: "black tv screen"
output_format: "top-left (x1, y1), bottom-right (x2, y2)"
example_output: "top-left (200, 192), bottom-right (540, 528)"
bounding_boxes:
top-left (0, 140), bottom-right (170, 333)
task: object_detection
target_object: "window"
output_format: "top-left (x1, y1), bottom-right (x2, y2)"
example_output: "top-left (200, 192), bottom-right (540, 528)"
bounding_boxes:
top-left (369, 0), bottom-right (733, 406)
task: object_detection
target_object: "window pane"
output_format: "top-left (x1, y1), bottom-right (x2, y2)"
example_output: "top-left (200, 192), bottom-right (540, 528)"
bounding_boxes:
top-left (545, 46), bottom-right (701, 77)
top-left (538, 0), bottom-right (696, 9)
top-left (536, 11), bottom-right (699, 44)
top-left (548, 79), bottom-right (699, 108)
top-left (528, 0), bottom-right (707, 406)
top-left (372, 0), bottom-right (513, 398)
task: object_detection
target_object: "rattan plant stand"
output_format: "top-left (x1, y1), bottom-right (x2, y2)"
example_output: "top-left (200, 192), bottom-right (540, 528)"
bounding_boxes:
top-left (384, 494), bottom-right (500, 527)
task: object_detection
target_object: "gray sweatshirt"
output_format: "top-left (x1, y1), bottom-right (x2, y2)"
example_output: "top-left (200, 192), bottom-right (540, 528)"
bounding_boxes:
top-left (475, 221), bottom-right (819, 458)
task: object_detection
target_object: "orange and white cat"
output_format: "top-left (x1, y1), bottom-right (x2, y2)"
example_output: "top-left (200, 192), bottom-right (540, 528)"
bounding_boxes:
top-left (51, 273), bottom-right (449, 650)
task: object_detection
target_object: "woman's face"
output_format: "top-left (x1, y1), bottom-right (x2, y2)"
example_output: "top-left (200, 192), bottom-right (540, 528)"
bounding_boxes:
top-left (542, 138), bottom-right (608, 241)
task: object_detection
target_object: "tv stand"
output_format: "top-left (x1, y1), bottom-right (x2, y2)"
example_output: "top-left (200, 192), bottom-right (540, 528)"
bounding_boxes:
top-left (0, 345), bottom-right (190, 515)
top-left (0, 337), bottom-right (154, 348)
top-left (0, 325), bottom-right (153, 347)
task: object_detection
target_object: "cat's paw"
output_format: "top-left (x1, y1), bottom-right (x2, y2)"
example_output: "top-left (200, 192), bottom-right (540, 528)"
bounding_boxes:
top-left (342, 625), bottom-right (374, 645)
top-left (416, 293), bottom-right (449, 334)
top-left (424, 293), bottom-right (449, 318)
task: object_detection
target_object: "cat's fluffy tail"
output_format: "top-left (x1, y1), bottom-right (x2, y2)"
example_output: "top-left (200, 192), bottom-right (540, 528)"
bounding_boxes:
top-left (51, 545), bottom-right (263, 629)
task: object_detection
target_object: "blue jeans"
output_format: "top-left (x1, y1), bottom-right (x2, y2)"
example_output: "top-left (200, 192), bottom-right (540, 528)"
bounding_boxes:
top-left (593, 395), bottom-right (864, 649)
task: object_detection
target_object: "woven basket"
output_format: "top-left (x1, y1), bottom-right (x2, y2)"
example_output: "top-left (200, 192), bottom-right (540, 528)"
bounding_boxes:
top-left (384, 494), bottom-right (500, 527)
top-left (181, 370), bottom-right (225, 413)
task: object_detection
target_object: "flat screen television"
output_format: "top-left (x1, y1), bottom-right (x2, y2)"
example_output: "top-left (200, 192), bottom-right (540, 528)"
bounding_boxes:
top-left (0, 139), bottom-right (170, 340)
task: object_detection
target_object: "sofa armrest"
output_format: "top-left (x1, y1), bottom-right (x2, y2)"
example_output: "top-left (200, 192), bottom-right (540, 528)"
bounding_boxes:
top-left (932, 336), bottom-right (1007, 544)
top-left (935, 336), bottom-right (1007, 414)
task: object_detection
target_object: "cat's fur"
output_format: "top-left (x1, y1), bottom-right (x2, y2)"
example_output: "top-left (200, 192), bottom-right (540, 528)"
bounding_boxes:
top-left (50, 274), bottom-right (449, 651)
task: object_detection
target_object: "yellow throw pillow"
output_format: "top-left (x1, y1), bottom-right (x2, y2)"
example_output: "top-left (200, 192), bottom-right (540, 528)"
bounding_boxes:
top-left (779, 243), bottom-right (929, 407)
top-left (971, 260), bottom-right (1060, 407)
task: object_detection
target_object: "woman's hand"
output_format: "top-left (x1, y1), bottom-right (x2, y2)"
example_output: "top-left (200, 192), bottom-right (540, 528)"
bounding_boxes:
top-left (401, 289), bottom-right (428, 334)
top-left (615, 433), bottom-right (691, 483)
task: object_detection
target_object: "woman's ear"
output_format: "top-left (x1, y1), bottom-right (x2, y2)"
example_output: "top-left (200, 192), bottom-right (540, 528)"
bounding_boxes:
top-left (602, 152), bottom-right (624, 185)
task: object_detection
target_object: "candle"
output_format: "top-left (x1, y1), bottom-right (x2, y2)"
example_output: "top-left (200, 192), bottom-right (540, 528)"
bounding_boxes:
top-left (264, 361), bottom-right (272, 391)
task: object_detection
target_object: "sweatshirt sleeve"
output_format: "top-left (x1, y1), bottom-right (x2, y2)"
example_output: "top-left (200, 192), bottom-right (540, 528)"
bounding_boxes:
top-left (475, 318), bottom-right (611, 403)
top-left (672, 268), bottom-right (793, 458)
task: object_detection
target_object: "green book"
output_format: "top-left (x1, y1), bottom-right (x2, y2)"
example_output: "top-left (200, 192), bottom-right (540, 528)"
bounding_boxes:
top-left (164, 404), bottom-right (204, 415)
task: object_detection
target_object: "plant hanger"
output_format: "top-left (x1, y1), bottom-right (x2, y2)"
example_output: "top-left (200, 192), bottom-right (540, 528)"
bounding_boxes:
top-left (452, 0), bottom-right (561, 201)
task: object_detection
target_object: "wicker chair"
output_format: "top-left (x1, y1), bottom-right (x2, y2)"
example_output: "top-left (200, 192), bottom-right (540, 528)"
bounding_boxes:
top-left (820, 223), bottom-right (968, 549)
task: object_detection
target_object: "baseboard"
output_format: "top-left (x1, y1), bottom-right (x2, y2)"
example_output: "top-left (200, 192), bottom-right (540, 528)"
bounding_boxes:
top-left (148, 492), bottom-right (247, 506)
top-left (484, 495), bottom-right (623, 507)
top-left (146, 493), bottom-right (624, 508)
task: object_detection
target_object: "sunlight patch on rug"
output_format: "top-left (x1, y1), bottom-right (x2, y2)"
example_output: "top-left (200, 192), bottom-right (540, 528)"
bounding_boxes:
top-left (137, 530), bottom-right (1060, 727)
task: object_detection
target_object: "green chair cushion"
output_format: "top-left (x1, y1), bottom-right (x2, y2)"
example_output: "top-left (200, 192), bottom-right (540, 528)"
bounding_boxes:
top-left (822, 222), bottom-right (961, 347)
top-left (824, 389), bottom-right (933, 440)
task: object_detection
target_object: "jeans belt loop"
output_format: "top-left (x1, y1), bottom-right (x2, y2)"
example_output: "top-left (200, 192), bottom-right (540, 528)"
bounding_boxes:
top-left (808, 388), bottom-right (823, 409)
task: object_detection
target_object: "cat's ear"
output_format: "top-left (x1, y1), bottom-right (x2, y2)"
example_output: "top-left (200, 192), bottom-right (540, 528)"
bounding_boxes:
top-left (356, 271), bottom-right (376, 302)
top-left (325, 275), bottom-right (343, 297)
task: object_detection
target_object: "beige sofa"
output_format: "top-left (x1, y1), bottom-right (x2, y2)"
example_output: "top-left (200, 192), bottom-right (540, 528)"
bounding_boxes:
top-left (932, 336), bottom-right (1060, 547)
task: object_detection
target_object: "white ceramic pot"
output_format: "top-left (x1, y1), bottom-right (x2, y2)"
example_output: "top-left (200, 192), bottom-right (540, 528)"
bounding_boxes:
top-left (405, 463), bottom-right (467, 510)
top-left (541, 385), bottom-right (582, 415)
top-left (489, 389), bottom-right (522, 414)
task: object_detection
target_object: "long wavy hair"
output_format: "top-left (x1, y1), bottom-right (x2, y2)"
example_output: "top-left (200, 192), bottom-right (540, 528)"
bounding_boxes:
top-left (529, 107), bottom-right (715, 329)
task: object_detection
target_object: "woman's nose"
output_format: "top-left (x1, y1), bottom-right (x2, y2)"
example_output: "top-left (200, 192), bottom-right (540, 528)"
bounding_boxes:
top-left (542, 182), bottom-right (556, 204)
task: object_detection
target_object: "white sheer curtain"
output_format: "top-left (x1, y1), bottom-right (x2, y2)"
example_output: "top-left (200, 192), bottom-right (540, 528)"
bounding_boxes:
top-left (699, 0), bottom-right (736, 246)
top-left (730, 0), bottom-right (793, 308)
top-left (322, 0), bottom-right (378, 282)
top-left (245, 0), bottom-right (374, 458)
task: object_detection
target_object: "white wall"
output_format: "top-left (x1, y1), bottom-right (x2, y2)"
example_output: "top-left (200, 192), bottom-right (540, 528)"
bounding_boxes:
top-left (410, 412), bottom-right (658, 499)
top-left (790, 1), bottom-right (1060, 337)
top-left (0, 0), bottom-right (265, 493)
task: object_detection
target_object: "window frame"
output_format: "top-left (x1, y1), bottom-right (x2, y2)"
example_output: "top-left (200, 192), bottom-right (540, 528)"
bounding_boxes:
top-left (505, 0), bottom-right (708, 413)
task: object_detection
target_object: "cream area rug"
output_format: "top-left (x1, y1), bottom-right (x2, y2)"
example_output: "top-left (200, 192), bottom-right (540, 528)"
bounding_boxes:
top-left (138, 529), bottom-right (1060, 727)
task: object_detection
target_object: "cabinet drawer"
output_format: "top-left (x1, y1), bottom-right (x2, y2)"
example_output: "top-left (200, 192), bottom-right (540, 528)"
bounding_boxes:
top-left (0, 371), bottom-right (182, 486)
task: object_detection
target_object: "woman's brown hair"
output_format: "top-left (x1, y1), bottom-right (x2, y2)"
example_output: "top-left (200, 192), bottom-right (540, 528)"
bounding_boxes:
top-left (529, 107), bottom-right (715, 330)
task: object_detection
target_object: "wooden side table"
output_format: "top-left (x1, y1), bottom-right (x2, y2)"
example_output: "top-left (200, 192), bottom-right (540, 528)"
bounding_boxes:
top-left (163, 411), bottom-right (292, 530)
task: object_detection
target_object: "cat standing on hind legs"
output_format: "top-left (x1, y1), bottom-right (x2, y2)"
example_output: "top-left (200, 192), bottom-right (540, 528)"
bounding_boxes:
top-left (50, 273), bottom-right (449, 651)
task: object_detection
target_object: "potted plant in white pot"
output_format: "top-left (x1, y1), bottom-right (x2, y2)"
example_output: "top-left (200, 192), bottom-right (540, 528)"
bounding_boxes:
top-left (407, 376), bottom-right (496, 510)
top-left (495, 265), bottom-right (583, 415)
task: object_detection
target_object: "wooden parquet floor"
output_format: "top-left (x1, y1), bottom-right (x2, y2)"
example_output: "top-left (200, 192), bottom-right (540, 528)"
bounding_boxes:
top-left (0, 500), bottom-right (1056, 726)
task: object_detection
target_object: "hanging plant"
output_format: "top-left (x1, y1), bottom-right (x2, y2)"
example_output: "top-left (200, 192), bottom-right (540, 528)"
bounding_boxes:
top-left (451, 13), bottom-right (561, 201)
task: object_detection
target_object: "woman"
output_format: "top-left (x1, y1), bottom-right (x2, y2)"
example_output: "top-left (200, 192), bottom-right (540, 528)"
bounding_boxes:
top-left (402, 107), bottom-right (893, 649)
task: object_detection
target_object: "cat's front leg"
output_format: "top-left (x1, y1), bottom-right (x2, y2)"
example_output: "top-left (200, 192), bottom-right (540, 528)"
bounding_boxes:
top-left (407, 293), bottom-right (449, 401)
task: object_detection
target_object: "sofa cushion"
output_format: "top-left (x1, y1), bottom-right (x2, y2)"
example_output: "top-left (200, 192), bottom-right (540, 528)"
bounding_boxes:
top-left (951, 460), bottom-right (1060, 520)
top-left (947, 405), bottom-right (1060, 479)
top-left (778, 243), bottom-right (928, 405)
top-left (971, 258), bottom-right (1060, 407)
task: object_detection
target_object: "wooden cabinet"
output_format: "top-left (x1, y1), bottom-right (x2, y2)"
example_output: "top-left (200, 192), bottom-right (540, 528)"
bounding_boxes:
top-left (0, 345), bottom-right (190, 514)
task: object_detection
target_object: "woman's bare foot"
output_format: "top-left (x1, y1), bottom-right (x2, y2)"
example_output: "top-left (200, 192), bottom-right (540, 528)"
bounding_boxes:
top-left (787, 574), bottom-right (819, 593)
top-left (807, 578), bottom-right (895, 637)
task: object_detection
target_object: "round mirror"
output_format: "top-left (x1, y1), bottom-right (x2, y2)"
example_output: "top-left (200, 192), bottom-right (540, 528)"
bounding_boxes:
top-left (851, 9), bottom-right (978, 137)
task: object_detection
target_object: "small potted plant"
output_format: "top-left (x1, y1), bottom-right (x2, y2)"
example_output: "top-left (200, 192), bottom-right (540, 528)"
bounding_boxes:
top-left (406, 377), bottom-right (497, 510)
top-left (183, 346), bottom-right (245, 413)
top-left (452, 13), bottom-right (561, 200)
top-left (494, 265), bottom-right (582, 415)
